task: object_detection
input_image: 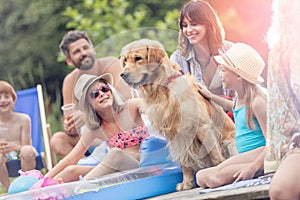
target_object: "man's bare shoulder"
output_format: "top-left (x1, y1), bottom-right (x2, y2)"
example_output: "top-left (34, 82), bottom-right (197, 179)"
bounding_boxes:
top-left (62, 69), bottom-right (79, 104)
top-left (94, 56), bottom-right (121, 76)
top-left (63, 68), bottom-right (79, 85)
top-left (96, 56), bottom-right (119, 64)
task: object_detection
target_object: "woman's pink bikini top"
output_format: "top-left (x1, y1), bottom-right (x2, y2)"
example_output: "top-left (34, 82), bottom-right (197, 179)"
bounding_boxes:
top-left (102, 112), bottom-right (149, 149)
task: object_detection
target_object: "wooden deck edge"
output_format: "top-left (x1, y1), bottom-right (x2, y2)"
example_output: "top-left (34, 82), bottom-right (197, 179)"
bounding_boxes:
top-left (147, 184), bottom-right (269, 200)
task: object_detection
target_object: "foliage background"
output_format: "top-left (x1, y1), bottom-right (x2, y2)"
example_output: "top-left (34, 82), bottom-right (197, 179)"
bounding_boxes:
top-left (0, 0), bottom-right (272, 134)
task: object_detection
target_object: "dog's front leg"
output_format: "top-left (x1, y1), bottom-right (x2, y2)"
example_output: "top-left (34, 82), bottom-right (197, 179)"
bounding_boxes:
top-left (176, 165), bottom-right (194, 191)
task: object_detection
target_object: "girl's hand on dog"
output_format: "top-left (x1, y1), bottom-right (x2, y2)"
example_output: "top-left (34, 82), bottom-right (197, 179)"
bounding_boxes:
top-left (197, 83), bottom-right (212, 100)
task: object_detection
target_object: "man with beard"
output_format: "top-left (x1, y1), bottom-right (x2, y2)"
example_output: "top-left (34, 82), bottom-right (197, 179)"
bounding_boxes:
top-left (50, 30), bottom-right (132, 160)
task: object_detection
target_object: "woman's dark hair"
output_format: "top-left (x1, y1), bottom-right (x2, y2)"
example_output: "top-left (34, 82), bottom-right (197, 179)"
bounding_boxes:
top-left (178, 0), bottom-right (225, 56)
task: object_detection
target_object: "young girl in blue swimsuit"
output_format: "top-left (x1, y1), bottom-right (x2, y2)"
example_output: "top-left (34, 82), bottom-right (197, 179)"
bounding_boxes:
top-left (196, 42), bottom-right (267, 188)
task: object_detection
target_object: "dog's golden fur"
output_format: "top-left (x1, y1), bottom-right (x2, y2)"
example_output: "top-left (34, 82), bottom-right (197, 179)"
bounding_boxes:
top-left (120, 39), bottom-right (237, 190)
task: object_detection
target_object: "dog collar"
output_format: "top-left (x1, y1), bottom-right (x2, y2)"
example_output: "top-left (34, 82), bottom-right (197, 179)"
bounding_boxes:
top-left (164, 71), bottom-right (183, 86)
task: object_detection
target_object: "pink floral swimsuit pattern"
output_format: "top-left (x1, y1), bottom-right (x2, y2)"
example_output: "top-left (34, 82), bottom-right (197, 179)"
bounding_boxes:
top-left (106, 125), bottom-right (149, 149)
top-left (102, 112), bottom-right (149, 149)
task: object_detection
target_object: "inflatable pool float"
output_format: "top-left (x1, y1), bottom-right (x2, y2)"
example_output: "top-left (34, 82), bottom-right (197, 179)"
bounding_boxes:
top-left (67, 163), bottom-right (182, 200)
top-left (0, 136), bottom-right (182, 199)
top-left (0, 163), bottom-right (182, 200)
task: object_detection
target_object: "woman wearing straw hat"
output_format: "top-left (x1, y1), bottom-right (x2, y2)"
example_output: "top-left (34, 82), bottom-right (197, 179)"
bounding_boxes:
top-left (196, 42), bottom-right (267, 188)
top-left (46, 73), bottom-right (149, 182)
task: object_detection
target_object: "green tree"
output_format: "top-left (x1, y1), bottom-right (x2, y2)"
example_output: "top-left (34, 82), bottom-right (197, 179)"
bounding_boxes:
top-left (0, 0), bottom-right (187, 135)
top-left (0, 0), bottom-right (73, 133)
top-left (0, 0), bottom-right (70, 92)
top-left (61, 0), bottom-right (185, 57)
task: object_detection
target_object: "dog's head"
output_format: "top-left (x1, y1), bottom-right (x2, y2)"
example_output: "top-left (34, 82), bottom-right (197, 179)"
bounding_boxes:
top-left (120, 39), bottom-right (168, 88)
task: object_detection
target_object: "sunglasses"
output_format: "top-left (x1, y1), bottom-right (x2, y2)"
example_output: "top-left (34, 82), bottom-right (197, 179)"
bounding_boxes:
top-left (89, 84), bottom-right (111, 99)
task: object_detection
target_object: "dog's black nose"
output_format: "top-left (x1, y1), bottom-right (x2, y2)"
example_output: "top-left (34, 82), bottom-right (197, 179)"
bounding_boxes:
top-left (120, 72), bottom-right (129, 80)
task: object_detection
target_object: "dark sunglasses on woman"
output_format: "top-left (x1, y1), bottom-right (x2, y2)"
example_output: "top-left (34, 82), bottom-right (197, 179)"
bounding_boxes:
top-left (89, 84), bottom-right (111, 99)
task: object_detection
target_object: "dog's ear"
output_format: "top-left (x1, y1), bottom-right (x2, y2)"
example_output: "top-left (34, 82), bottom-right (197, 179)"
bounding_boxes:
top-left (147, 46), bottom-right (167, 64)
top-left (120, 55), bottom-right (126, 68)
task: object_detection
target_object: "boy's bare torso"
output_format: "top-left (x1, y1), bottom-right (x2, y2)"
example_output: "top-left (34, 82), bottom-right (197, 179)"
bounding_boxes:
top-left (0, 112), bottom-right (27, 145)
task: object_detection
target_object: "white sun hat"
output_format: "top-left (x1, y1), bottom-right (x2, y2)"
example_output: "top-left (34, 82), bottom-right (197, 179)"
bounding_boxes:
top-left (214, 42), bottom-right (265, 84)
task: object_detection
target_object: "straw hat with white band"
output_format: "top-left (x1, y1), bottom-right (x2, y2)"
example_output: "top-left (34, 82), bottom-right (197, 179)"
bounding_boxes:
top-left (214, 43), bottom-right (265, 84)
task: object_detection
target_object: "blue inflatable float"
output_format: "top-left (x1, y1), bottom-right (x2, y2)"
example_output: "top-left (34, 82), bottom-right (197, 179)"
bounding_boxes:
top-left (0, 136), bottom-right (183, 199)
top-left (66, 163), bottom-right (182, 200)
top-left (67, 136), bottom-right (182, 200)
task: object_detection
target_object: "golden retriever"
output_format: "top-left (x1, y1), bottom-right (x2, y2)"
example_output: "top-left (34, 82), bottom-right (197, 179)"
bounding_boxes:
top-left (120, 39), bottom-right (237, 190)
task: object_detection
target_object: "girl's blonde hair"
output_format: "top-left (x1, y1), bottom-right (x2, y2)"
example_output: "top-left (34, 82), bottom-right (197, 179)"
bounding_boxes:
top-left (243, 81), bottom-right (267, 129)
top-left (83, 79), bottom-right (125, 130)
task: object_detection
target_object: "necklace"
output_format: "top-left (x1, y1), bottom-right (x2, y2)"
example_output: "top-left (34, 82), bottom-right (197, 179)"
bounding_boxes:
top-left (102, 112), bottom-right (121, 135)
top-left (193, 45), bottom-right (212, 70)
top-left (201, 53), bottom-right (212, 70)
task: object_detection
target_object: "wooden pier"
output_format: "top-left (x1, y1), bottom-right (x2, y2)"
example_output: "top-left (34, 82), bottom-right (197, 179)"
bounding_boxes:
top-left (147, 184), bottom-right (270, 200)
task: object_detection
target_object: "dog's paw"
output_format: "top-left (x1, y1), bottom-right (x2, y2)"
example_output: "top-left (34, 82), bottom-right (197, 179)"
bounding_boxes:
top-left (176, 181), bottom-right (194, 191)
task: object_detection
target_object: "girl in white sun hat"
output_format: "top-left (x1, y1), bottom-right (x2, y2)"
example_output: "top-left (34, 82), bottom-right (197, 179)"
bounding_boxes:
top-left (46, 73), bottom-right (149, 182)
top-left (196, 42), bottom-right (268, 188)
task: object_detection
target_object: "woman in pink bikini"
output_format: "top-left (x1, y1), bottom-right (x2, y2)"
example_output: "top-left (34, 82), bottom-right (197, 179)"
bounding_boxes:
top-left (46, 73), bottom-right (149, 181)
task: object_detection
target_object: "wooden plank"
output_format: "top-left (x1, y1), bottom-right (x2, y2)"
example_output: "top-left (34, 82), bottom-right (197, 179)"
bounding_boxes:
top-left (147, 184), bottom-right (269, 200)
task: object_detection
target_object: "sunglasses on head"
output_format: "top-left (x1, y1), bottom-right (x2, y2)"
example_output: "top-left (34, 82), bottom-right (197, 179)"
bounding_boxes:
top-left (89, 84), bottom-right (111, 99)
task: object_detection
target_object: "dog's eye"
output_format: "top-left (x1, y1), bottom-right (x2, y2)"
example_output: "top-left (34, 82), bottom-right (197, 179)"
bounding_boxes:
top-left (134, 56), bottom-right (142, 62)
top-left (123, 57), bottom-right (127, 63)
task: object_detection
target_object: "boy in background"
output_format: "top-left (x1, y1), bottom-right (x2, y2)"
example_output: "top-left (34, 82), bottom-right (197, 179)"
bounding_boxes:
top-left (0, 80), bottom-right (37, 191)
